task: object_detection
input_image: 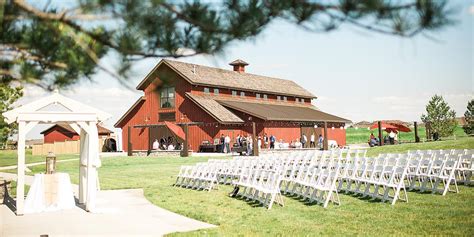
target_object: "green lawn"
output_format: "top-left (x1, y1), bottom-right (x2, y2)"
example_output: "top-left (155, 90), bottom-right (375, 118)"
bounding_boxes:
top-left (4, 137), bottom-right (473, 236)
top-left (346, 126), bottom-right (468, 144)
top-left (0, 149), bottom-right (79, 167)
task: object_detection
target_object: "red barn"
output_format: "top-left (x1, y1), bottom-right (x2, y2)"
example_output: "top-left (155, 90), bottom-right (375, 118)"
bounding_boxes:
top-left (114, 59), bottom-right (350, 153)
top-left (41, 123), bottom-right (112, 143)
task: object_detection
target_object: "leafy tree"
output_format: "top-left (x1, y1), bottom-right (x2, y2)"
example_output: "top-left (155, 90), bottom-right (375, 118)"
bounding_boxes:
top-left (1, 0), bottom-right (454, 90)
top-left (421, 95), bottom-right (457, 138)
top-left (462, 99), bottom-right (473, 135)
top-left (0, 84), bottom-right (22, 148)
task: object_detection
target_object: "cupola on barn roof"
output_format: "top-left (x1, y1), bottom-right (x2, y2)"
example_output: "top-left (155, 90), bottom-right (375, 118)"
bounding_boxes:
top-left (229, 59), bottom-right (249, 66)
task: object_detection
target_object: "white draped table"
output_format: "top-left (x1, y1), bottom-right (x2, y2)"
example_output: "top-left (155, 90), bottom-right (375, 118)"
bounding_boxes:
top-left (24, 173), bottom-right (76, 214)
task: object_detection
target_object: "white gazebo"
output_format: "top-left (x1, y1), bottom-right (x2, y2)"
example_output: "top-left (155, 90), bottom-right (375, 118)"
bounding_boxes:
top-left (3, 91), bottom-right (111, 215)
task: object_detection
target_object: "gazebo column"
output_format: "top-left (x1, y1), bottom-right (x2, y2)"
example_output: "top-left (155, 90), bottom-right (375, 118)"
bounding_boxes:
top-left (16, 120), bottom-right (37, 215)
top-left (86, 122), bottom-right (99, 212)
top-left (78, 128), bottom-right (88, 204)
top-left (16, 121), bottom-right (26, 215)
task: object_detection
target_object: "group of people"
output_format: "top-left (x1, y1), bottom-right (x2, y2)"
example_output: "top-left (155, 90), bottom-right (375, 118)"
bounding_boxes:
top-left (368, 130), bottom-right (399, 147)
top-left (288, 133), bottom-right (324, 149)
top-left (152, 136), bottom-right (182, 151)
top-left (218, 133), bottom-right (326, 154)
top-left (218, 134), bottom-right (233, 153)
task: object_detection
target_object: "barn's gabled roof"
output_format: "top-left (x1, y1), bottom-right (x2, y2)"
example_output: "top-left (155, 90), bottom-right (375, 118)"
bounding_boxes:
top-left (114, 96), bottom-right (146, 128)
top-left (185, 93), bottom-right (244, 124)
top-left (41, 123), bottom-right (113, 135)
top-left (136, 59), bottom-right (316, 99)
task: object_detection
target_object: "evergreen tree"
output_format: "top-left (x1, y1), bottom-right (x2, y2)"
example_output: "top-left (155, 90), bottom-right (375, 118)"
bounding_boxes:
top-left (421, 95), bottom-right (457, 138)
top-left (1, 0), bottom-right (455, 90)
top-left (0, 84), bottom-right (22, 148)
top-left (462, 99), bottom-right (474, 135)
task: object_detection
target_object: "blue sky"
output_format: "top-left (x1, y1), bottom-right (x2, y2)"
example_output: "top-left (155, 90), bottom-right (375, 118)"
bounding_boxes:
top-left (20, 1), bottom-right (473, 139)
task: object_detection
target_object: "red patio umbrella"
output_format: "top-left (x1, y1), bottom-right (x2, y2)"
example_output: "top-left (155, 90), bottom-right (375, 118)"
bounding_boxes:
top-left (370, 122), bottom-right (397, 130)
top-left (387, 123), bottom-right (411, 132)
top-left (164, 121), bottom-right (186, 141)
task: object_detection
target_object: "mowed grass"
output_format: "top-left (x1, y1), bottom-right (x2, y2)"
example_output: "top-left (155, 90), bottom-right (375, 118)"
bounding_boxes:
top-left (0, 149), bottom-right (79, 167)
top-left (346, 126), bottom-right (468, 144)
top-left (7, 137), bottom-right (474, 236)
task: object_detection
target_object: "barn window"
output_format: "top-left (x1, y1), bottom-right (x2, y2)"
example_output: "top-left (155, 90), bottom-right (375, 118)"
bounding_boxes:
top-left (263, 94), bottom-right (268, 100)
top-left (160, 86), bottom-right (175, 108)
top-left (159, 112), bottom-right (176, 121)
top-left (204, 87), bottom-right (210, 94)
top-left (256, 93), bottom-right (261, 99)
top-left (214, 88), bottom-right (219, 95)
top-left (232, 90), bottom-right (237, 96)
top-left (240, 91), bottom-right (245, 97)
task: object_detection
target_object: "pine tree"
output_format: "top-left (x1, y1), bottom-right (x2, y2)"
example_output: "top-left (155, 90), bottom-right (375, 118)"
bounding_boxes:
top-left (421, 95), bottom-right (457, 138)
top-left (0, 85), bottom-right (22, 148)
top-left (462, 99), bottom-right (474, 135)
top-left (1, 0), bottom-right (455, 90)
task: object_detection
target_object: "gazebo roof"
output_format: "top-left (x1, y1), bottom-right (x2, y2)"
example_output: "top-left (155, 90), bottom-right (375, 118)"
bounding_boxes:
top-left (3, 91), bottom-right (111, 124)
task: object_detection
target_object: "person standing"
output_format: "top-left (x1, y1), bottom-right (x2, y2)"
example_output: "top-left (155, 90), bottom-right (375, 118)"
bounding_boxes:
top-left (219, 134), bottom-right (225, 152)
top-left (318, 134), bottom-right (324, 150)
top-left (247, 135), bottom-right (253, 156)
top-left (301, 133), bottom-right (307, 148)
top-left (310, 133), bottom-right (315, 148)
top-left (263, 133), bottom-right (268, 149)
top-left (236, 134), bottom-right (241, 147)
top-left (269, 134), bottom-right (276, 149)
top-left (224, 134), bottom-right (231, 153)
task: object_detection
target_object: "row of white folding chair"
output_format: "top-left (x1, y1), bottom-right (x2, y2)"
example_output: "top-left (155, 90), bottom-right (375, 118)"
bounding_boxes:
top-left (232, 167), bottom-right (284, 209)
top-left (409, 153), bottom-right (473, 185)
top-left (280, 156), bottom-right (316, 193)
top-left (338, 154), bottom-right (407, 190)
top-left (407, 158), bottom-right (459, 195)
top-left (408, 149), bottom-right (474, 157)
top-left (283, 157), bottom-right (342, 208)
top-left (340, 156), bottom-right (410, 205)
top-left (455, 154), bottom-right (474, 184)
top-left (174, 163), bottom-right (219, 191)
top-left (344, 149), bottom-right (367, 160)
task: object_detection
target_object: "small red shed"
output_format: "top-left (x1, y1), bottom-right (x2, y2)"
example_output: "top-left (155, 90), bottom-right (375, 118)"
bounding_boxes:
top-left (41, 123), bottom-right (112, 144)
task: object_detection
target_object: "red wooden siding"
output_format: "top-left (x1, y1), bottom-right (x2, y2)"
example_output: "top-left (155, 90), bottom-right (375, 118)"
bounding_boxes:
top-left (44, 129), bottom-right (80, 143)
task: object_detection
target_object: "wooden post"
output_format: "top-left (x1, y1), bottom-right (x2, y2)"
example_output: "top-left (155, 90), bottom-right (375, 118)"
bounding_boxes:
top-left (181, 124), bottom-right (189, 157)
top-left (323, 121), bottom-right (328, 150)
top-left (147, 127), bottom-right (151, 155)
top-left (127, 126), bottom-right (132, 156)
top-left (378, 121), bottom-right (383, 146)
top-left (252, 122), bottom-right (259, 156)
top-left (414, 121), bottom-right (420, 143)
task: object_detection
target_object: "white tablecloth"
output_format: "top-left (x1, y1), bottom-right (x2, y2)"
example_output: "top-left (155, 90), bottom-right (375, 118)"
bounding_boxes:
top-left (24, 173), bottom-right (75, 214)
